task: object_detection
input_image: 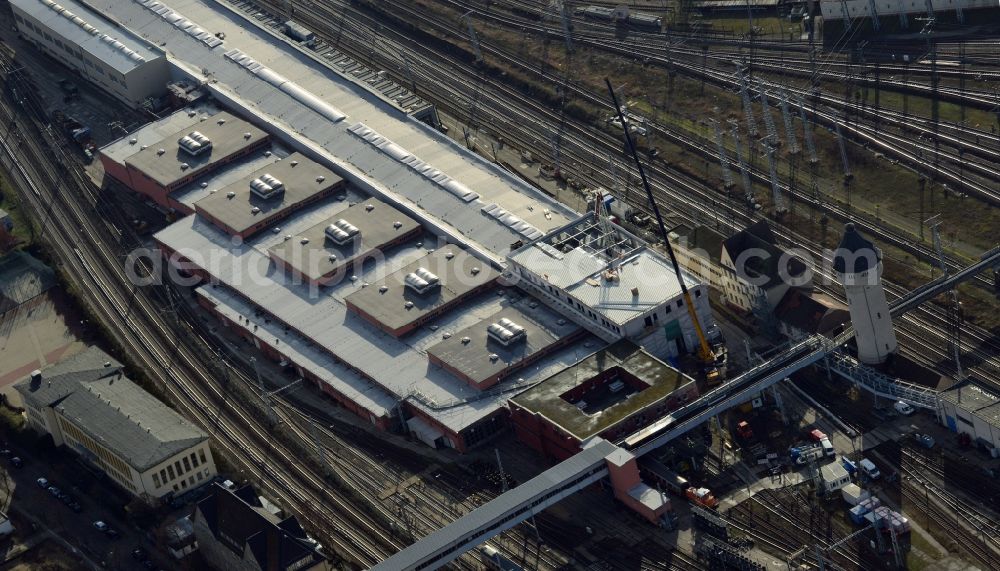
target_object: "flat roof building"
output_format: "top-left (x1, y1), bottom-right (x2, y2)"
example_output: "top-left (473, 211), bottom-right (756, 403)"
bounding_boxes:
top-left (15, 347), bottom-right (218, 504)
top-left (105, 110), bottom-right (270, 211)
top-left (11, 0), bottom-right (170, 108)
top-left (345, 248), bottom-right (500, 337)
top-left (428, 305), bottom-right (585, 390)
top-left (938, 378), bottom-right (1000, 451)
top-left (194, 152), bottom-right (344, 238)
top-left (510, 340), bottom-right (699, 460)
top-left (269, 198), bottom-right (421, 287)
top-left (508, 213), bottom-right (717, 359)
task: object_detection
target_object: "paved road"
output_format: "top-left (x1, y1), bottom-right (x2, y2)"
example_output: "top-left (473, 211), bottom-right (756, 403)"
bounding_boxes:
top-left (1, 442), bottom-right (168, 570)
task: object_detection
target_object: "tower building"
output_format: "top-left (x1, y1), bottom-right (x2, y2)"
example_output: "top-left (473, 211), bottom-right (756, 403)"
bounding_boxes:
top-left (834, 223), bottom-right (897, 365)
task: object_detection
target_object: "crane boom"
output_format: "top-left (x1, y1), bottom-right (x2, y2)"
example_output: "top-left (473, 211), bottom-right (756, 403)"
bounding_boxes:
top-left (604, 79), bottom-right (716, 371)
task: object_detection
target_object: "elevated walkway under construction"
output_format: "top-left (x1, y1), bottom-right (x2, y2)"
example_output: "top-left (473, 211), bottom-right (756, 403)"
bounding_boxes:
top-left (369, 250), bottom-right (999, 571)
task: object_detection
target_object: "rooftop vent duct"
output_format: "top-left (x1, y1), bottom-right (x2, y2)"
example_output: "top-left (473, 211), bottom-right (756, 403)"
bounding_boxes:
top-left (324, 219), bottom-right (360, 245)
top-left (487, 319), bottom-right (526, 346)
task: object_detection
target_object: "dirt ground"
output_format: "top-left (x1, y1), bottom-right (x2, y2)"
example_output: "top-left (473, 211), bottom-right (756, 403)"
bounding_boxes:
top-left (0, 289), bottom-right (87, 404)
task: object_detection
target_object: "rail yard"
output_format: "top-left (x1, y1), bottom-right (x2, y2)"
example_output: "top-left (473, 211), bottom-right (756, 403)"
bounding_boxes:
top-left (0, 0), bottom-right (997, 570)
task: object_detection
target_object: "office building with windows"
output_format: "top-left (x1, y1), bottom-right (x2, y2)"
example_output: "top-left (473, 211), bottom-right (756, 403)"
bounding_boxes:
top-left (15, 347), bottom-right (217, 505)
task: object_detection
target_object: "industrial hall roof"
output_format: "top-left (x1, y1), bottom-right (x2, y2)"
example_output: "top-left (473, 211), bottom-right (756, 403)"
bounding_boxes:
top-left (15, 346), bottom-right (208, 472)
top-left (156, 203), bottom-right (599, 433)
top-left (194, 151), bottom-right (342, 235)
top-left (11, 0), bottom-right (163, 74)
top-left (86, 0), bottom-right (578, 259)
top-left (125, 111), bottom-right (269, 189)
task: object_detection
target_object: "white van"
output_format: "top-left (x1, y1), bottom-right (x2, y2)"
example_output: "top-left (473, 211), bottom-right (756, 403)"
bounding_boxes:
top-left (860, 458), bottom-right (881, 479)
top-left (894, 401), bottom-right (915, 416)
top-left (820, 438), bottom-right (835, 457)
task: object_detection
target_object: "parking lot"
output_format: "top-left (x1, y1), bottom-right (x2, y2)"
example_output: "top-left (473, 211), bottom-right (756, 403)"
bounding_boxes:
top-left (0, 438), bottom-right (169, 570)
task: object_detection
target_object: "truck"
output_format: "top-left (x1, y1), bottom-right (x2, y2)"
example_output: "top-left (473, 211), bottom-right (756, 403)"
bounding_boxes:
top-left (686, 487), bottom-right (719, 509)
top-left (283, 20), bottom-right (315, 48)
top-left (789, 444), bottom-right (824, 465)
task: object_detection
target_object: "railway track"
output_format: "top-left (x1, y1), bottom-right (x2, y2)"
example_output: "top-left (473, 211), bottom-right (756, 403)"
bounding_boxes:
top-left (0, 54), bottom-right (403, 568)
top-left (260, 0), bottom-right (1000, 386)
top-left (437, 0), bottom-right (1000, 205)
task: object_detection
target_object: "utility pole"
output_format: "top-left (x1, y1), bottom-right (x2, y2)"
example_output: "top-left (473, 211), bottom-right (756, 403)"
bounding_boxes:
top-left (308, 416), bottom-right (331, 473)
top-left (250, 356), bottom-right (276, 424)
top-left (712, 118), bottom-right (735, 192)
top-left (461, 11), bottom-right (483, 64)
top-left (759, 90), bottom-right (779, 146)
top-left (779, 89), bottom-right (800, 154)
top-left (765, 143), bottom-right (786, 214)
top-left (729, 120), bottom-right (755, 209)
top-left (737, 67), bottom-right (758, 137)
top-left (495, 448), bottom-right (509, 493)
top-left (834, 120), bottom-right (853, 213)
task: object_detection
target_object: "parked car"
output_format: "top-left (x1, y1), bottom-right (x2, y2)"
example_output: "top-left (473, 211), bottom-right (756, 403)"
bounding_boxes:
top-left (809, 429), bottom-right (828, 442)
top-left (860, 458), bottom-right (881, 479)
top-left (36, 477), bottom-right (49, 488)
top-left (10, 457), bottom-right (23, 468)
top-left (894, 401), bottom-right (915, 416)
top-left (913, 433), bottom-right (935, 449)
top-left (47, 486), bottom-right (62, 497)
top-left (93, 521), bottom-right (108, 532)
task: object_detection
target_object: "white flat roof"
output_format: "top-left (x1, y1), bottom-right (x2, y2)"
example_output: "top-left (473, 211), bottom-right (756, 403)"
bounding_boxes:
top-left (509, 235), bottom-right (700, 327)
top-left (155, 202), bottom-right (598, 433)
top-left (88, 0), bottom-right (578, 257)
top-left (12, 0), bottom-right (162, 74)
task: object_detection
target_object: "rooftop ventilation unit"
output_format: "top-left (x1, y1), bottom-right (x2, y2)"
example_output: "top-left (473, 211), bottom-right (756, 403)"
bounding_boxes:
top-left (178, 131), bottom-right (212, 156)
top-left (259, 173), bottom-right (283, 190)
top-left (404, 268), bottom-right (440, 294)
top-left (487, 319), bottom-right (526, 346)
top-left (249, 176), bottom-right (284, 199)
top-left (324, 219), bottom-right (360, 245)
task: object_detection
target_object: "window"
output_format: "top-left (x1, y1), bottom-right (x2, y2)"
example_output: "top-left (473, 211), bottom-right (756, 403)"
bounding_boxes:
top-left (182, 457), bottom-right (191, 472)
top-left (676, 300), bottom-right (683, 308)
top-left (877, 312), bottom-right (882, 319)
top-left (153, 473), bottom-right (161, 488)
top-left (199, 449), bottom-right (207, 464)
top-left (196, 472), bottom-right (203, 482)
top-left (167, 465), bottom-right (176, 480)
top-left (644, 316), bottom-right (653, 327)
top-left (695, 289), bottom-right (702, 298)
top-left (175, 460), bottom-right (183, 475)
top-left (172, 484), bottom-right (178, 492)
top-left (191, 452), bottom-right (199, 468)
top-left (180, 479), bottom-right (187, 490)
top-left (160, 468), bottom-right (168, 483)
